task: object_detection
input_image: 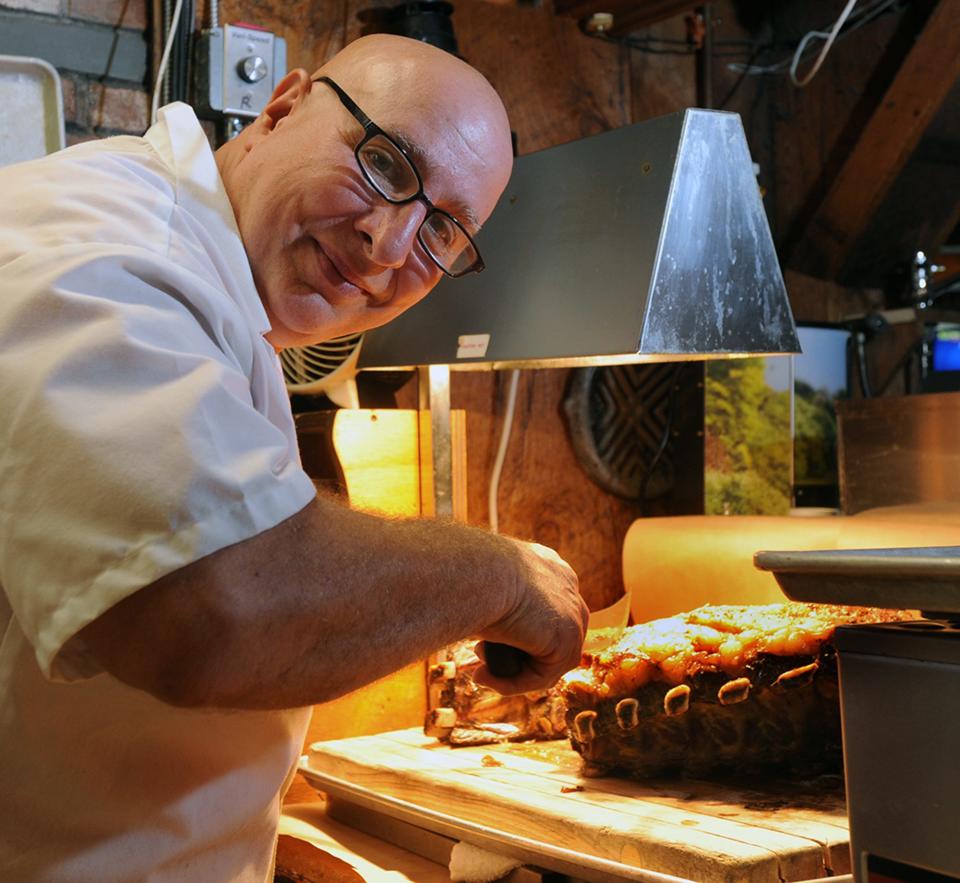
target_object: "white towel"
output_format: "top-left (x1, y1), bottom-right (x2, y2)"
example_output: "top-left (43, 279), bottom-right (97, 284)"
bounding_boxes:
top-left (448, 840), bottom-right (522, 882)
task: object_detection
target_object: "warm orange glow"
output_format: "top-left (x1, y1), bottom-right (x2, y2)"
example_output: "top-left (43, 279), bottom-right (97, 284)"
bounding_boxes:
top-left (623, 510), bottom-right (960, 625)
top-left (331, 410), bottom-right (422, 517)
top-left (305, 409), bottom-right (466, 746)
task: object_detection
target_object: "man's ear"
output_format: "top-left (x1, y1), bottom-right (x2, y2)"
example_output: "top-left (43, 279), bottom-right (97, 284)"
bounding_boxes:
top-left (261, 69), bottom-right (313, 130)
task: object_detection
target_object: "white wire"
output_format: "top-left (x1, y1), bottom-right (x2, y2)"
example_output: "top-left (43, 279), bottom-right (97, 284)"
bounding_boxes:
top-left (150, 0), bottom-right (186, 127)
top-left (790, 0), bottom-right (859, 86)
top-left (488, 369), bottom-right (520, 535)
top-left (727, 0), bottom-right (897, 79)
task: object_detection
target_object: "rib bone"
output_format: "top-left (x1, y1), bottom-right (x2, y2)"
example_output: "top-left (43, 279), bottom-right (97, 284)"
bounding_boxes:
top-left (424, 707), bottom-right (457, 737)
top-left (615, 698), bottom-right (640, 730)
top-left (775, 662), bottom-right (819, 689)
top-left (718, 677), bottom-right (752, 706)
top-left (574, 710), bottom-right (598, 742)
top-left (663, 684), bottom-right (691, 716)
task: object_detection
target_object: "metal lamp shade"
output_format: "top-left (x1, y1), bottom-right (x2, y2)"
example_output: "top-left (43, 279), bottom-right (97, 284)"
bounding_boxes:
top-left (357, 108), bottom-right (799, 371)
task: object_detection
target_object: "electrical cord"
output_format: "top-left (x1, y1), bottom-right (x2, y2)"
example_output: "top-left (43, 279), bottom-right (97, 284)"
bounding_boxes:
top-left (789, 0), bottom-right (859, 86)
top-left (727, 0), bottom-right (904, 79)
top-left (150, 0), bottom-right (186, 126)
top-left (587, 30), bottom-right (753, 57)
top-left (590, 0), bottom-right (901, 83)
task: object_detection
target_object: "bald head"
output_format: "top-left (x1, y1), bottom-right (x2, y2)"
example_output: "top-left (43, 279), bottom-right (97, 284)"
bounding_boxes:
top-left (317, 33), bottom-right (491, 97)
top-left (316, 35), bottom-right (512, 171)
top-left (217, 34), bottom-right (514, 348)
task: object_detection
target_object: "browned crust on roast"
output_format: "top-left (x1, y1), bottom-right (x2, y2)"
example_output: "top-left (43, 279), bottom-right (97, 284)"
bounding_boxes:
top-left (560, 603), bottom-right (913, 778)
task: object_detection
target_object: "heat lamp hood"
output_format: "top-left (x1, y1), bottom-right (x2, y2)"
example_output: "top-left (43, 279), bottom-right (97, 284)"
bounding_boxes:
top-left (357, 107), bottom-right (800, 371)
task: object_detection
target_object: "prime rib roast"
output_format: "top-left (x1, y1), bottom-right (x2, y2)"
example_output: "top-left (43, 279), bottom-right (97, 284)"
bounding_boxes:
top-left (560, 602), bottom-right (911, 778)
top-left (426, 602), bottom-right (910, 778)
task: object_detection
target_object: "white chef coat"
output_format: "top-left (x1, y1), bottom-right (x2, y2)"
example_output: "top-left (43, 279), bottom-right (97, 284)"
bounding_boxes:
top-left (0, 104), bottom-right (318, 881)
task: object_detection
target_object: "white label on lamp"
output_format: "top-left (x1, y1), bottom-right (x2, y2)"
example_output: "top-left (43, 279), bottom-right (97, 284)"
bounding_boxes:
top-left (457, 333), bottom-right (490, 359)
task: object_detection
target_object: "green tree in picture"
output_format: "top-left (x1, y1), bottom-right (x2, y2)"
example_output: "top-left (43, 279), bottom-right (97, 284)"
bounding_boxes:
top-left (705, 359), bottom-right (791, 515)
top-left (794, 380), bottom-right (838, 488)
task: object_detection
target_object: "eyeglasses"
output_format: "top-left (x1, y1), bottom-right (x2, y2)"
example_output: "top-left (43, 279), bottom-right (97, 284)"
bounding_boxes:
top-left (313, 76), bottom-right (485, 278)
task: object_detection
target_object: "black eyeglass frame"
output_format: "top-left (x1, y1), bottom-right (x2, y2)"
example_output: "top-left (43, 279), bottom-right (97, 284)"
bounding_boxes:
top-left (314, 75), bottom-right (485, 278)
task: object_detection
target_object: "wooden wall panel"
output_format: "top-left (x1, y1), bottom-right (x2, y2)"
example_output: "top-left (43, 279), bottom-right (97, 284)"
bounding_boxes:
top-left (628, 16), bottom-right (696, 122)
top-left (452, 1), bottom-right (629, 153)
top-left (222, 0), bottom-right (347, 69)
top-left (553, 0), bottom-right (696, 34)
top-left (455, 371), bottom-right (646, 611)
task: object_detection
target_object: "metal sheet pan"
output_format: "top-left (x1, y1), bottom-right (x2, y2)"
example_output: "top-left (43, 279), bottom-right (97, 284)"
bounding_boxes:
top-left (0, 54), bottom-right (65, 168)
top-left (753, 546), bottom-right (960, 613)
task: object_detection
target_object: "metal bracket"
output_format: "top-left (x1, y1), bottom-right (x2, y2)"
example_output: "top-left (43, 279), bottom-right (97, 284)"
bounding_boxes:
top-left (417, 365), bottom-right (453, 518)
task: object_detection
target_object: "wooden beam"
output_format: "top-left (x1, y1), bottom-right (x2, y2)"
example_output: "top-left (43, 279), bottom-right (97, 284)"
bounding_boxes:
top-left (610, 3), bottom-right (697, 35)
top-left (789, 0), bottom-right (960, 281)
top-left (782, 269), bottom-right (881, 324)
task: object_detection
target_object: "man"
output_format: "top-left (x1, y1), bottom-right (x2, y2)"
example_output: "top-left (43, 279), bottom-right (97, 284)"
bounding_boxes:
top-left (0, 33), bottom-right (587, 882)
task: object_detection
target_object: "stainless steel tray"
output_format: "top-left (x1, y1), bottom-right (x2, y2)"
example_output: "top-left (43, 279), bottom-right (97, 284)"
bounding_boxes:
top-left (0, 54), bottom-right (65, 167)
top-left (754, 546), bottom-right (960, 613)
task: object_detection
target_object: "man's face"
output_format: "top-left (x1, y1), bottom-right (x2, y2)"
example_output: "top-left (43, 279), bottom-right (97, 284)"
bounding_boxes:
top-left (224, 70), bottom-right (512, 349)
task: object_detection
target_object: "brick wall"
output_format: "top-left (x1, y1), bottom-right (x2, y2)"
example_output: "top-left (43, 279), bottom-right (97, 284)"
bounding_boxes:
top-left (0, 0), bottom-right (151, 143)
top-left (63, 77), bottom-right (152, 143)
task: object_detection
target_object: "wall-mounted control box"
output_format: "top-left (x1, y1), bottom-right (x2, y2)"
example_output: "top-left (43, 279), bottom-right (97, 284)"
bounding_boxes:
top-left (194, 23), bottom-right (287, 120)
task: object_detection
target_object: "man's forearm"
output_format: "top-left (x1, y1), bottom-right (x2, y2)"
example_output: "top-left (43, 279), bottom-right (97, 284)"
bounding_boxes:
top-left (80, 493), bottom-right (523, 709)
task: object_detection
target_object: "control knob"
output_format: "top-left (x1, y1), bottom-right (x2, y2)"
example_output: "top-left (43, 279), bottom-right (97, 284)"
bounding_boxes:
top-left (238, 55), bottom-right (268, 84)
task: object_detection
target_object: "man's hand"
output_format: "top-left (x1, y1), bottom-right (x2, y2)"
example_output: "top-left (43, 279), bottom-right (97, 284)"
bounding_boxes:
top-left (473, 540), bottom-right (588, 695)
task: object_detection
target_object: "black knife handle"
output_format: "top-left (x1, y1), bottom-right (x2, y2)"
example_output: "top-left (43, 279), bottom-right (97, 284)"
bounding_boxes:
top-left (483, 642), bottom-right (528, 678)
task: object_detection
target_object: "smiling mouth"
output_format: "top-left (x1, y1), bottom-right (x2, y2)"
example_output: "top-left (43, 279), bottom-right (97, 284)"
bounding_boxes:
top-left (310, 240), bottom-right (374, 304)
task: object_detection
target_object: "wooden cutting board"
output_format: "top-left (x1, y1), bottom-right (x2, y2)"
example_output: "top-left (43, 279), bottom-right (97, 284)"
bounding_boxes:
top-left (302, 727), bottom-right (849, 883)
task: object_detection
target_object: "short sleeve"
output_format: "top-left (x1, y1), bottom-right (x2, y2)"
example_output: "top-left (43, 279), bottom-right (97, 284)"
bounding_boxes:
top-left (0, 248), bottom-right (316, 681)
